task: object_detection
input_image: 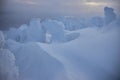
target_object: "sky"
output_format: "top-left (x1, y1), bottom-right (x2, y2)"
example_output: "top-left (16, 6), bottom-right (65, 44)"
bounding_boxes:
top-left (3, 0), bottom-right (120, 15)
top-left (0, 0), bottom-right (120, 29)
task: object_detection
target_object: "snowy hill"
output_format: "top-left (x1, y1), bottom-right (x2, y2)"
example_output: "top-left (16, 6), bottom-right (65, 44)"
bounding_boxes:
top-left (0, 7), bottom-right (120, 80)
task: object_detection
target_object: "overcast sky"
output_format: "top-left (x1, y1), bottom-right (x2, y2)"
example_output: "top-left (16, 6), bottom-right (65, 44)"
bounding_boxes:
top-left (0, 0), bottom-right (120, 29)
top-left (3, 0), bottom-right (119, 15)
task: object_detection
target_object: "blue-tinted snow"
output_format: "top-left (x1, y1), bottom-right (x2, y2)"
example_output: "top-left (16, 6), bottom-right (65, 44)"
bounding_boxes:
top-left (0, 7), bottom-right (120, 80)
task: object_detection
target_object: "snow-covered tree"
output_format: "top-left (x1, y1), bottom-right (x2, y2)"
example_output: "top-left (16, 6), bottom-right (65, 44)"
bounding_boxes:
top-left (5, 28), bottom-right (20, 42)
top-left (42, 19), bottom-right (66, 43)
top-left (0, 49), bottom-right (19, 80)
top-left (26, 18), bottom-right (46, 42)
top-left (18, 24), bottom-right (28, 43)
top-left (91, 16), bottom-right (104, 27)
top-left (0, 31), bottom-right (5, 48)
top-left (0, 32), bottom-right (19, 80)
top-left (56, 16), bottom-right (86, 31)
top-left (104, 7), bottom-right (116, 25)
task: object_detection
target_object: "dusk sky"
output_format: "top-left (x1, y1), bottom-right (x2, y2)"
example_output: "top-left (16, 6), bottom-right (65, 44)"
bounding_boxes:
top-left (0, 0), bottom-right (120, 29)
top-left (3, 0), bottom-right (120, 16)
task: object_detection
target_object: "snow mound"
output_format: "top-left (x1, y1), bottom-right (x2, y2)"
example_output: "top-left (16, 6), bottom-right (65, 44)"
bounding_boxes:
top-left (0, 49), bottom-right (19, 80)
top-left (65, 32), bottom-right (80, 42)
top-left (6, 39), bottom-right (22, 53)
top-left (1, 6), bottom-right (120, 80)
top-left (40, 27), bottom-right (120, 80)
top-left (9, 42), bottom-right (69, 80)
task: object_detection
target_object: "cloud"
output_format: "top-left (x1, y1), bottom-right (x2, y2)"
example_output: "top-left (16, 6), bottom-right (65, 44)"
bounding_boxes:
top-left (17, 0), bottom-right (38, 5)
top-left (2, 0), bottom-right (119, 17)
top-left (84, 2), bottom-right (107, 6)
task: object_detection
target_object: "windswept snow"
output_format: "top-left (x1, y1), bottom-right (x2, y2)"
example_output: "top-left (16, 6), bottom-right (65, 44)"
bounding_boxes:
top-left (40, 26), bottom-right (120, 80)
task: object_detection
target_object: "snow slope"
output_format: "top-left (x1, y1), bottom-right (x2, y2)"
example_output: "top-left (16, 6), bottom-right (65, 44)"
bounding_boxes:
top-left (0, 6), bottom-right (120, 80)
top-left (5, 25), bottom-right (120, 80)
top-left (40, 27), bottom-right (120, 80)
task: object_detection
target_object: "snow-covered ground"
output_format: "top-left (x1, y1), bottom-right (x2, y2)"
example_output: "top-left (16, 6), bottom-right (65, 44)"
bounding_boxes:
top-left (0, 7), bottom-right (120, 80)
